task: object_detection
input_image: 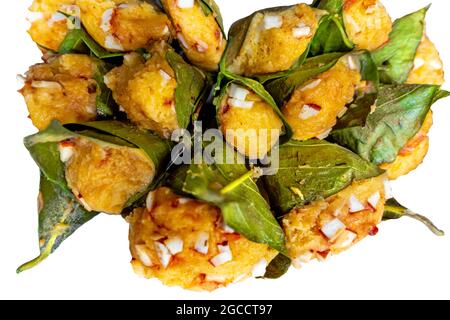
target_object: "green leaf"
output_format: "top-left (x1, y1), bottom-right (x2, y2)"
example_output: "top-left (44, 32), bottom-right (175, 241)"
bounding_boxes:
top-left (73, 130), bottom-right (136, 148)
top-left (24, 122), bottom-right (76, 189)
top-left (372, 7), bottom-right (428, 84)
top-left (334, 93), bottom-right (373, 130)
top-left (264, 254), bottom-right (291, 279)
top-left (384, 199), bottom-right (444, 236)
top-left (166, 50), bottom-right (209, 129)
top-left (265, 52), bottom-right (345, 106)
top-left (331, 84), bottom-right (447, 165)
top-left (291, 1), bottom-right (353, 58)
top-left (17, 174), bottom-right (97, 273)
top-left (59, 28), bottom-right (124, 59)
top-left (309, 14), bottom-right (353, 56)
top-left (198, 0), bottom-right (226, 36)
top-left (432, 90), bottom-right (450, 104)
top-left (313, 0), bottom-right (342, 12)
top-left (92, 61), bottom-right (117, 118)
top-left (263, 140), bottom-right (383, 214)
top-left (164, 165), bottom-right (191, 196)
top-left (182, 145), bottom-right (286, 253)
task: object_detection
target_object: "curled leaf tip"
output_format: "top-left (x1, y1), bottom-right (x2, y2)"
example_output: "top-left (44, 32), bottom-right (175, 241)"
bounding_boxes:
top-left (404, 211), bottom-right (445, 237)
top-left (383, 199), bottom-right (444, 237)
top-left (264, 254), bottom-right (291, 279)
top-left (17, 255), bottom-right (47, 274)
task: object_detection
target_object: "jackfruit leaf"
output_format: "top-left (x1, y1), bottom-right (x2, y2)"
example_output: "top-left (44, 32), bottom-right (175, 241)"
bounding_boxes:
top-left (59, 27), bottom-right (124, 59)
top-left (372, 7), bottom-right (428, 84)
top-left (20, 121), bottom-right (172, 271)
top-left (309, 2), bottom-right (354, 56)
top-left (263, 140), bottom-right (383, 214)
top-left (312, 0), bottom-right (342, 12)
top-left (331, 85), bottom-right (449, 165)
top-left (24, 123), bottom-right (76, 189)
top-left (383, 199), bottom-right (444, 236)
top-left (164, 165), bottom-right (191, 197)
top-left (264, 254), bottom-right (291, 279)
top-left (17, 171), bottom-right (97, 273)
top-left (72, 130), bottom-right (135, 149)
top-left (181, 145), bottom-right (287, 253)
top-left (93, 61), bottom-right (117, 118)
top-left (166, 50), bottom-right (209, 129)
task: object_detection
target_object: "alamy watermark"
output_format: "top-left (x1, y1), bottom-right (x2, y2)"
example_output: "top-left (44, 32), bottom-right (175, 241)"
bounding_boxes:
top-left (170, 122), bottom-right (280, 176)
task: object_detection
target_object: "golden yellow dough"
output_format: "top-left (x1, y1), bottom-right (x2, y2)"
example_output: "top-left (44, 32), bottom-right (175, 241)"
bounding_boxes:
top-left (382, 37), bottom-right (445, 180)
top-left (28, 0), bottom-right (78, 51)
top-left (283, 175), bottom-right (386, 266)
top-left (407, 36), bottom-right (445, 86)
top-left (380, 112), bottom-right (433, 180)
top-left (282, 55), bottom-right (362, 141)
top-left (162, 0), bottom-right (226, 71)
top-left (78, 0), bottom-right (171, 51)
top-left (228, 4), bottom-right (325, 76)
top-left (65, 138), bottom-right (155, 214)
top-left (343, 0), bottom-right (392, 51)
top-left (21, 54), bottom-right (99, 130)
top-left (104, 42), bottom-right (178, 138)
top-left (128, 187), bottom-right (277, 291)
top-left (219, 86), bottom-right (283, 159)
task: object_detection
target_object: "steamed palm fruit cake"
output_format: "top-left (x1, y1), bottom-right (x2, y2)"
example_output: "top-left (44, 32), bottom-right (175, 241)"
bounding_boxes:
top-left (28, 0), bottom-right (78, 51)
top-left (18, 0), bottom-right (448, 291)
top-left (343, 0), bottom-right (392, 51)
top-left (381, 35), bottom-right (445, 179)
top-left (218, 84), bottom-right (283, 159)
top-left (21, 54), bottom-right (99, 130)
top-left (63, 137), bottom-right (155, 215)
top-left (283, 175), bottom-right (386, 267)
top-left (104, 42), bottom-right (178, 138)
top-left (228, 4), bottom-right (326, 76)
top-left (282, 54), bottom-right (362, 141)
top-left (162, 0), bottom-right (226, 71)
top-left (128, 188), bottom-right (277, 291)
top-left (78, 0), bottom-right (171, 51)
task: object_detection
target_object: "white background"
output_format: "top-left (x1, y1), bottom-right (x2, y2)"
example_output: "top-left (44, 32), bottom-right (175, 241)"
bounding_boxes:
top-left (0, 0), bottom-right (449, 300)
